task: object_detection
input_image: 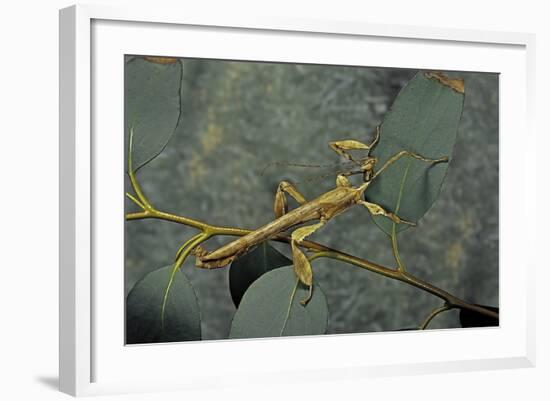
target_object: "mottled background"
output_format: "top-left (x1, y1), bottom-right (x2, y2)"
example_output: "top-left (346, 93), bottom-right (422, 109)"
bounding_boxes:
top-left (125, 58), bottom-right (499, 340)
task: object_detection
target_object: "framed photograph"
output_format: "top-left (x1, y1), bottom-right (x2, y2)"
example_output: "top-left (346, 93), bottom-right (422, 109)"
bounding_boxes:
top-left (59, 4), bottom-right (535, 396)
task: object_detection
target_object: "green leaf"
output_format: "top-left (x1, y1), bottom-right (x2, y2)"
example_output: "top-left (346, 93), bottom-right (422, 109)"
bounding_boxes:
top-left (125, 57), bottom-right (182, 171)
top-left (126, 265), bottom-right (201, 344)
top-left (229, 242), bottom-right (292, 307)
top-left (229, 266), bottom-right (328, 339)
top-left (367, 71), bottom-right (465, 234)
top-left (459, 305), bottom-right (499, 328)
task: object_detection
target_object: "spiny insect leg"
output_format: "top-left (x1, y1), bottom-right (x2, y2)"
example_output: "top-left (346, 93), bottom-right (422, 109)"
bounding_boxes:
top-left (290, 219), bottom-right (327, 306)
top-left (358, 200), bottom-right (416, 226)
top-left (273, 180), bottom-right (307, 218)
top-left (374, 150), bottom-right (449, 179)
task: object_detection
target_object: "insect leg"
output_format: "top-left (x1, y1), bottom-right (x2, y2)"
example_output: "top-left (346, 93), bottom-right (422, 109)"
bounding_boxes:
top-left (369, 126), bottom-right (381, 150)
top-left (358, 200), bottom-right (416, 226)
top-left (335, 171), bottom-right (364, 188)
top-left (373, 150), bottom-right (449, 179)
top-left (274, 180), bottom-right (307, 218)
top-left (290, 219), bottom-right (327, 306)
top-left (328, 140), bottom-right (370, 165)
top-left (328, 127), bottom-right (380, 164)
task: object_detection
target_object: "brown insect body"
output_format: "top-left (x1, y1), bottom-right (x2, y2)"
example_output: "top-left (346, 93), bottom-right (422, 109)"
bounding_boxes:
top-left (193, 125), bottom-right (448, 304)
top-left (196, 182), bottom-right (369, 269)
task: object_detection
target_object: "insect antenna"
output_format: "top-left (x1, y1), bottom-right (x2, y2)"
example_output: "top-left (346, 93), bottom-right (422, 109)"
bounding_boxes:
top-left (259, 159), bottom-right (361, 186)
top-left (294, 170), bottom-right (342, 185)
top-left (259, 160), bottom-right (349, 176)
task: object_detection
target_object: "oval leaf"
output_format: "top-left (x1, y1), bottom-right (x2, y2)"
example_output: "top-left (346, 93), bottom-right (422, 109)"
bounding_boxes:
top-left (367, 71), bottom-right (465, 234)
top-left (125, 57), bottom-right (182, 171)
top-left (229, 242), bottom-right (292, 307)
top-left (229, 266), bottom-right (328, 339)
top-left (126, 265), bottom-right (201, 344)
top-left (459, 305), bottom-right (499, 328)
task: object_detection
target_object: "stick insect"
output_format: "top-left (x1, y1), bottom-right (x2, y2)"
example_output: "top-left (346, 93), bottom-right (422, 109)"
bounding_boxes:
top-left (194, 126), bottom-right (449, 305)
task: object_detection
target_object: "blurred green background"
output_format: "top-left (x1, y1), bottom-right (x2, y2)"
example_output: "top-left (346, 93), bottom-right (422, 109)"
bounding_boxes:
top-left (125, 57), bottom-right (499, 340)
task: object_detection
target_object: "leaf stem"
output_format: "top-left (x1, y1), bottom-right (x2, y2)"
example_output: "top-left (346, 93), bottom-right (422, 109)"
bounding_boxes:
top-left (280, 279), bottom-right (300, 336)
top-left (125, 192), bottom-right (145, 210)
top-left (128, 127), bottom-right (153, 210)
top-left (390, 162), bottom-right (411, 272)
top-left (419, 304), bottom-right (454, 330)
top-left (161, 232), bottom-right (210, 329)
top-left (391, 224), bottom-right (406, 272)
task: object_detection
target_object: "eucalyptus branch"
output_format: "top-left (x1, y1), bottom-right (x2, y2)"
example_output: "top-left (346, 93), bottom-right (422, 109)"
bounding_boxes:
top-left (307, 251), bottom-right (497, 319)
top-left (125, 138), bottom-right (498, 322)
top-left (125, 176), bottom-right (498, 320)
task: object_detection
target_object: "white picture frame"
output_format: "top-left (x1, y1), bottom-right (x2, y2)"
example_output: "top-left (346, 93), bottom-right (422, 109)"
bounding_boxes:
top-left (59, 4), bottom-right (536, 397)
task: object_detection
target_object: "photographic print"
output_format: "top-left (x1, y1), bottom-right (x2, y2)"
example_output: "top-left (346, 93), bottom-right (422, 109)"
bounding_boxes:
top-left (124, 56), bottom-right (499, 344)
